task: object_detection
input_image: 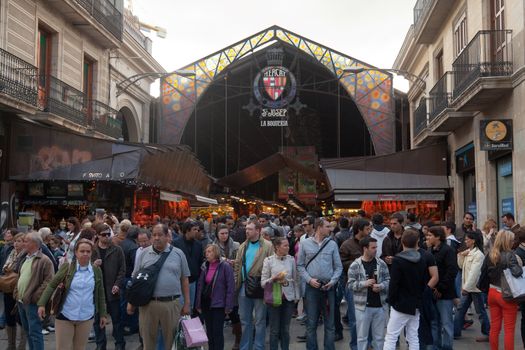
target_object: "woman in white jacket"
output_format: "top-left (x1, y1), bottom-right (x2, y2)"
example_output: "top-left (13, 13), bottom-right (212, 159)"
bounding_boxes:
top-left (453, 231), bottom-right (490, 341)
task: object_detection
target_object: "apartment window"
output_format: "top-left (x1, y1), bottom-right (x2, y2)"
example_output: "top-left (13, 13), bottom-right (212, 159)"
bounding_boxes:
top-left (453, 13), bottom-right (468, 57)
top-left (492, 0), bottom-right (505, 31)
top-left (435, 49), bottom-right (444, 80)
top-left (83, 56), bottom-right (95, 121)
top-left (37, 28), bottom-right (52, 107)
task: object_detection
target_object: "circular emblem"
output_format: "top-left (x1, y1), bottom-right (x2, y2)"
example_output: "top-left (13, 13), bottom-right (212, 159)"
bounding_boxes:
top-left (485, 121), bottom-right (507, 142)
top-left (253, 66), bottom-right (297, 109)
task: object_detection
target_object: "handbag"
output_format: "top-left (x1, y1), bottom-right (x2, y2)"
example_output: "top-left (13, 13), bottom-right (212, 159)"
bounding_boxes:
top-left (0, 271), bottom-right (18, 294)
top-left (49, 262), bottom-right (74, 315)
top-left (242, 251), bottom-right (264, 299)
top-left (264, 282), bottom-right (282, 307)
top-left (181, 316), bottom-right (209, 347)
top-left (502, 267), bottom-right (525, 302)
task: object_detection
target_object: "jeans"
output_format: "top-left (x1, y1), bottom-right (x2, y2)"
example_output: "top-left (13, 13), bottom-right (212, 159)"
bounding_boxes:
top-left (334, 278), bottom-right (343, 336)
top-left (384, 308), bottom-right (420, 350)
top-left (345, 287), bottom-right (357, 350)
top-left (431, 299), bottom-right (454, 350)
top-left (121, 277), bottom-right (139, 333)
top-left (238, 287), bottom-right (267, 350)
top-left (453, 292), bottom-right (489, 337)
top-left (268, 299), bottom-right (295, 350)
top-left (18, 302), bottom-right (44, 350)
top-left (180, 281), bottom-right (196, 311)
top-left (94, 298), bottom-right (125, 348)
top-left (305, 284), bottom-right (335, 350)
top-left (355, 306), bottom-right (386, 350)
top-left (520, 302), bottom-right (525, 348)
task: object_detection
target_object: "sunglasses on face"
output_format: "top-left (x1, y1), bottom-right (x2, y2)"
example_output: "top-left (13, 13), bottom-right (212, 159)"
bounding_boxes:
top-left (98, 231), bottom-right (110, 237)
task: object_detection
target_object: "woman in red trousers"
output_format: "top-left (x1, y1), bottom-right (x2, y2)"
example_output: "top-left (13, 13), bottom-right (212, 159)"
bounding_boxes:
top-left (480, 230), bottom-right (522, 349)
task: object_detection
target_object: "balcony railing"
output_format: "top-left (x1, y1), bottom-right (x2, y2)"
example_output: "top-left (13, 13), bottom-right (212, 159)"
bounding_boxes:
top-left (124, 15), bottom-right (151, 52)
top-left (452, 30), bottom-right (513, 99)
top-left (413, 0), bottom-right (432, 29)
top-left (429, 72), bottom-right (453, 123)
top-left (413, 99), bottom-right (428, 137)
top-left (39, 75), bottom-right (87, 125)
top-left (75, 0), bottom-right (123, 40)
top-left (0, 48), bottom-right (38, 107)
top-left (90, 100), bottom-right (122, 139)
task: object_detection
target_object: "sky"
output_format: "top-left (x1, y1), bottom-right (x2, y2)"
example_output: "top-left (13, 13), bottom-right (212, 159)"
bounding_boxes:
top-left (130, 0), bottom-right (415, 92)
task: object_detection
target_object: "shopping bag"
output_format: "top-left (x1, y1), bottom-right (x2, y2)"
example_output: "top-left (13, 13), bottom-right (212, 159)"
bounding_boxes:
top-left (181, 317), bottom-right (208, 347)
top-left (264, 282), bottom-right (282, 307)
top-left (502, 267), bottom-right (525, 302)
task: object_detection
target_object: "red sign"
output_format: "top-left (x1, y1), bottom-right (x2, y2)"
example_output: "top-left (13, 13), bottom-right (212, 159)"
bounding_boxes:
top-left (263, 76), bottom-right (287, 100)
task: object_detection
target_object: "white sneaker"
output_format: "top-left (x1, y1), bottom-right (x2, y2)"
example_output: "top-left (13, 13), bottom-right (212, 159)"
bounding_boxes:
top-left (47, 325), bottom-right (55, 332)
top-left (41, 329), bottom-right (50, 335)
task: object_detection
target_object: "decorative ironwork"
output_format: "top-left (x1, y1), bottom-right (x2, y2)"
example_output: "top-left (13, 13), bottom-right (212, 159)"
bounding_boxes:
top-left (40, 75), bottom-right (87, 125)
top-left (0, 48), bottom-right (38, 107)
top-left (74, 0), bottom-right (123, 40)
top-left (414, 99), bottom-right (428, 137)
top-left (90, 100), bottom-right (122, 139)
top-left (162, 25), bottom-right (394, 155)
top-left (452, 30), bottom-right (513, 99)
top-left (429, 72), bottom-right (453, 122)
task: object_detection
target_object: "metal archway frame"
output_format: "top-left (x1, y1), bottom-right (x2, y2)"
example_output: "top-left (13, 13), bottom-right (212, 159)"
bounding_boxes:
top-left (161, 25), bottom-right (395, 155)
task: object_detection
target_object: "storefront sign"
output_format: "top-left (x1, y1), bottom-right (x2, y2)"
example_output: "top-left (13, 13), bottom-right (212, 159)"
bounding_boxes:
top-left (160, 190), bottom-right (182, 202)
top-left (502, 197), bottom-right (514, 215)
top-left (480, 119), bottom-right (513, 151)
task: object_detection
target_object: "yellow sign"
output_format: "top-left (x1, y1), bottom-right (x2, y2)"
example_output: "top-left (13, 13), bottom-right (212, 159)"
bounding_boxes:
top-left (485, 121), bottom-right (507, 142)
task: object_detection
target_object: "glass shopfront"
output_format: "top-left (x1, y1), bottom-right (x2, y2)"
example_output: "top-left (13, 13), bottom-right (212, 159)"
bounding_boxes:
top-left (496, 154), bottom-right (514, 223)
top-left (456, 143), bottom-right (476, 218)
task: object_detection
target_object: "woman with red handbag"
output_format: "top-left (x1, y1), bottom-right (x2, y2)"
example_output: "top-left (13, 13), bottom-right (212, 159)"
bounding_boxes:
top-left (36, 239), bottom-right (107, 350)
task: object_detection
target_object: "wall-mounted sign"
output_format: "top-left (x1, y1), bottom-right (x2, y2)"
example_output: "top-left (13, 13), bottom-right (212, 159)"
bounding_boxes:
top-left (480, 119), bottom-right (513, 151)
top-left (243, 48), bottom-right (306, 127)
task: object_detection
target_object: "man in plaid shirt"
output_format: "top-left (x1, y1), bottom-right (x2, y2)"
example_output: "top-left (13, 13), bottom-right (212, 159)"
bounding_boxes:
top-left (347, 236), bottom-right (390, 350)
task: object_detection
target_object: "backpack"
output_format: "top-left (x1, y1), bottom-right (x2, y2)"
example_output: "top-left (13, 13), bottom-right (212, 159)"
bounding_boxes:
top-left (127, 246), bottom-right (172, 306)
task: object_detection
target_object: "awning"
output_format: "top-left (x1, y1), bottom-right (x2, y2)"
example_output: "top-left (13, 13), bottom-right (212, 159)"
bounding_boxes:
top-left (9, 120), bottom-right (211, 197)
top-left (218, 152), bottom-right (323, 189)
top-left (194, 195), bottom-right (218, 205)
top-left (321, 143), bottom-right (449, 201)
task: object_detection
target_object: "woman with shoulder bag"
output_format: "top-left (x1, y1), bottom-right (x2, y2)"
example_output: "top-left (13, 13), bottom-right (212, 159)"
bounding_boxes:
top-left (195, 243), bottom-right (235, 350)
top-left (213, 224), bottom-right (242, 350)
top-left (261, 237), bottom-right (301, 350)
top-left (2, 232), bottom-right (26, 349)
top-left (37, 239), bottom-right (107, 350)
top-left (481, 230), bottom-right (522, 350)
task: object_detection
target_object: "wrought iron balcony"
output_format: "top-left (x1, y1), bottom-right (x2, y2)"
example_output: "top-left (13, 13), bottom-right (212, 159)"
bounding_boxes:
top-left (90, 100), bottom-right (122, 139)
top-left (413, 0), bottom-right (456, 43)
top-left (452, 30), bottom-right (513, 99)
top-left (75, 0), bottom-right (123, 40)
top-left (39, 75), bottom-right (87, 125)
top-left (0, 48), bottom-right (38, 107)
top-left (413, 100), bottom-right (428, 137)
top-left (428, 72), bottom-right (453, 123)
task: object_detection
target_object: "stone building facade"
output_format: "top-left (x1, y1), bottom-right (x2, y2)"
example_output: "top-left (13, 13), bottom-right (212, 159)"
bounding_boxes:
top-left (394, 0), bottom-right (525, 227)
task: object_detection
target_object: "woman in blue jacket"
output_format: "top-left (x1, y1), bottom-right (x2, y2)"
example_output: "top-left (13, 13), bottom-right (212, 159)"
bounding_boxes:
top-left (196, 244), bottom-right (235, 350)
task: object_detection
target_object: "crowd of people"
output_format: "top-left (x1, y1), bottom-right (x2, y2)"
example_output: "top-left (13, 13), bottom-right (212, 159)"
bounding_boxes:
top-left (0, 210), bottom-right (524, 350)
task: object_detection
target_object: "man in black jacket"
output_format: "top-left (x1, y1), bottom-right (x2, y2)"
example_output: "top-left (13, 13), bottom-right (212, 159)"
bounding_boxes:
top-left (426, 226), bottom-right (458, 350)
top-left (93, 223), bottom-right (126, 350)
top-left (384, 229), bottom-right (427, 350)
top-left (172, 221), bottom-right (203, 312)
top-left (381, 213), bottom-right (404, 269)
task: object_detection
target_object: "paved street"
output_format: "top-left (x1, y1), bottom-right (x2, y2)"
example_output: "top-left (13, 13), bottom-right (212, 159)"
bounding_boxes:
top-left (1, 306), bottom-right (520, 349)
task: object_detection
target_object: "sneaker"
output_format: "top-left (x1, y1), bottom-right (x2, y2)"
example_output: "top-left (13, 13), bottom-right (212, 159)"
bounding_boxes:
top-left (463, 319), bottom-right (474, 330)
top-left (88, 331), bottom-right (96, 343)
top-left (47, 325), bottom-right (55, 332)
top-left (296, 314), bottom-right (307, 322)
top-left (41, 329), bottom-right (50, 335)
top-left (297, 335), bottom-right (307, 342)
